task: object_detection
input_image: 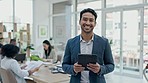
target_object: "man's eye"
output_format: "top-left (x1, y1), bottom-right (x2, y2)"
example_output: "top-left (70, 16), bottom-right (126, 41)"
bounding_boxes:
top-left (89, 19), bottom-right (94, 22)
top-left (83, 18), bottom-right (87, 21)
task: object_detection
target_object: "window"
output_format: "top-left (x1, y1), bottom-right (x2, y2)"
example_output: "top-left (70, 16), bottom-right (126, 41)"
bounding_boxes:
top-left (106, 0), bottom-right (143, 8)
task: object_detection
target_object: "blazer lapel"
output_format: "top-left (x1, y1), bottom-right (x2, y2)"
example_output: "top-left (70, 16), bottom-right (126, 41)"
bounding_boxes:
top-left (77, 35), bottom-right (81, 53)
top-left (73, 35), bottom-right (81, 62)
top-left (92, 34), bottom-right (99, 55)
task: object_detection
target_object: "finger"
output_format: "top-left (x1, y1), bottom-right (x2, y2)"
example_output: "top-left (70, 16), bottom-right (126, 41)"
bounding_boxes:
top-left (88, 63), bottom-right (100, 68)
top-left (88, 64), bottom-right (100, 70)
top-left (88, 63), bottom-right (98, 66)
top-left (74, 64), bottom-right (82, 67)
top-left (87, 67), bottom-right (99, 73)
top-left (87, 65), bottom-right (96, 69)
top-left (74, 67), bottom-right (85, 73)
top-left (87, 67), bottom-right (94, 71)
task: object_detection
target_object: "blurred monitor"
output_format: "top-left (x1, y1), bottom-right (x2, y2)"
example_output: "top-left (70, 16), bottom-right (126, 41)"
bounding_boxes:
top-left (14, 53), bottom-right (26, 63)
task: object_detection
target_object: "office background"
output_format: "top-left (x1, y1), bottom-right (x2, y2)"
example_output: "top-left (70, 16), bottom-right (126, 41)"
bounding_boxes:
top-left (0, 0), bottom-right (148, 82)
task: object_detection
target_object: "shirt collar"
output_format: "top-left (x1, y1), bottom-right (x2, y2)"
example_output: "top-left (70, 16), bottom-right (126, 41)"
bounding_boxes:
top-left (80, 34), bottom-right (94, 42)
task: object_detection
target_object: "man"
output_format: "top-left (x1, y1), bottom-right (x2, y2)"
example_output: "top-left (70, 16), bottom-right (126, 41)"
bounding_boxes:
top-left (62, 8), bottom-right (114, 83)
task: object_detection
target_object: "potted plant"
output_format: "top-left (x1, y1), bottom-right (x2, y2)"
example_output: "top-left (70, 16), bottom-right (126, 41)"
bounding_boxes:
top-left (24, 44), bottom-right (35, 59)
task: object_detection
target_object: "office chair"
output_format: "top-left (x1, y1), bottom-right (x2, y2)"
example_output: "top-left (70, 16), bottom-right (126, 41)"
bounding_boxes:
top-left (0, 68), bottom-right (17, 83)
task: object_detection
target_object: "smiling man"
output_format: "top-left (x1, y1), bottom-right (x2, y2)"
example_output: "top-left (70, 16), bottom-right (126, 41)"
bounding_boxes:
top-left (62, 8), bottom-right (114, 83)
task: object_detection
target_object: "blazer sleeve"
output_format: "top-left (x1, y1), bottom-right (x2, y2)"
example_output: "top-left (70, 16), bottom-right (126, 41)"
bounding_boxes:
top-left (98, 39), bottom-right (114, 75)
top-left (62, 40), bottom-right (75, 75)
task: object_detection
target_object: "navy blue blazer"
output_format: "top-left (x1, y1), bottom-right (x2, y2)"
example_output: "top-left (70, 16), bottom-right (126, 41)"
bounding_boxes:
top-left (62, 34), bottom-right (114, 83)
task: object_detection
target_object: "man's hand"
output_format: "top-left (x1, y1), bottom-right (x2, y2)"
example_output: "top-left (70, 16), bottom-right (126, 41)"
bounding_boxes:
top-left (73, 62), bottom-right (85, 74)
top-left (87, 63), bottom-right (100, 73)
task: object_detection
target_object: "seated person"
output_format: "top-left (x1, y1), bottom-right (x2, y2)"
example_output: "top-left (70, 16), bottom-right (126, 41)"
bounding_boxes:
top-left (1, 44), bottom-right (39, 83)
top-left (10, 39), bottom-right (16, 46)
top-left (0, 43), bottom-right (3, 83)
top-left (42, 40), bottom-right (57, 63)
top-left (0, 43), bottom-right (3, 62)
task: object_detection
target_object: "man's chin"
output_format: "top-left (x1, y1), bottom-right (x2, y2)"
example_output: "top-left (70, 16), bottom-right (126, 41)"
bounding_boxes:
top-left (84, 30), bottom-right (92, 34)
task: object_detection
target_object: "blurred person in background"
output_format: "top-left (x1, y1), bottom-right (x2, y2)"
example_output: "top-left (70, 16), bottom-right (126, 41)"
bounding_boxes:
top-left (0, 43), bottom-right (3, 83)
top-left (10, 39), bottom-right (17, 46)
top-left (1, 44), bottom-right (39, 83)
top-left (42, 40), bottom-right (57, 63)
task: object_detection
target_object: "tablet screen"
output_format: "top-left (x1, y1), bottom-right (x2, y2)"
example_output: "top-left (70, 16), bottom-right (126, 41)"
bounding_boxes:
top-left (78, 54), bottom-right (97, 67)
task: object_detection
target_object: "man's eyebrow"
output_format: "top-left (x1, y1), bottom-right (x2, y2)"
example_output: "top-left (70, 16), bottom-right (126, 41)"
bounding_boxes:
top-left (82, 16), bottom-right (94, 19)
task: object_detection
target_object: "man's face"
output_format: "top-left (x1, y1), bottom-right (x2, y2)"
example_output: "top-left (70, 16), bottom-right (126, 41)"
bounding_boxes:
top-left (79, 12), bottom-right (96, 34)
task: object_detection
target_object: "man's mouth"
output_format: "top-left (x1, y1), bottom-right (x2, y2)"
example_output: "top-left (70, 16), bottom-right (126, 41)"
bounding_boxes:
top-left (84, 25), bottom-right (91, 29)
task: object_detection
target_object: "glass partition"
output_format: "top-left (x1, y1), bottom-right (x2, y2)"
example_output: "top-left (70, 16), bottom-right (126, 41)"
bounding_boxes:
top-left (77, 0), bottom-right (102, 11)
top-left (122, 10), bottom-right (141, 75)
top-left (106, 0), bottom-right (143, 8)
top-left (105, 8), bottom-right (143, 76)
top-left (105, 12), bottom-right (121, 72)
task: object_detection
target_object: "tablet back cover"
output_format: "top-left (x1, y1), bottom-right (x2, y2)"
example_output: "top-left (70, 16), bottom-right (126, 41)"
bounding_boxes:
top-left (78, 54), bottom-right (97, 67)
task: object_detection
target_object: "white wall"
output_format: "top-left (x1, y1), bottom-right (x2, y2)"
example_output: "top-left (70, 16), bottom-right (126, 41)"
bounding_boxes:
top-left (32, 0), bottom-right (50, 54)
top-left (32, 0), bottom-right (69, 55)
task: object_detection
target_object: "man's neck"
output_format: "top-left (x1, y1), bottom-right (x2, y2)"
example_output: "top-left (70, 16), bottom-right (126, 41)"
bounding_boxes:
top-left (81, 33), bottom-right (93, 42)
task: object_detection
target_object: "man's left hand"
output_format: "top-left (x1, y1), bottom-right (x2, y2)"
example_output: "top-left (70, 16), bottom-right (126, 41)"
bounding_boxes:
top-left (87, 63), bottom-right (100, 73)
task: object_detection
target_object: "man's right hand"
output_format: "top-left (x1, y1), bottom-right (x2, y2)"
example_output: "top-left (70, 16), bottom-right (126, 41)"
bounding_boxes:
top-left (73, 62), bottom-right (85, 74)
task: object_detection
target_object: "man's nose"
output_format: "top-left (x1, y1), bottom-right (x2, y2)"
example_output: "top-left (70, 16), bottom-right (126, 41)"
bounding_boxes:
top-left (86, 20), bottom-right (91, 25)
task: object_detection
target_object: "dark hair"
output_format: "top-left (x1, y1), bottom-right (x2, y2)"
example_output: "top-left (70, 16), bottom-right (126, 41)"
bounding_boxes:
top-left (10, 39), bottom-right (16, 45)
top-left (10, 39), bottom-right (16, 43)
top-left (43, 40), bottom-right (53, 59)
top-left (1, 44), bottom-right (19, 58)
top-left (80, 8), bottom-right (97, 21)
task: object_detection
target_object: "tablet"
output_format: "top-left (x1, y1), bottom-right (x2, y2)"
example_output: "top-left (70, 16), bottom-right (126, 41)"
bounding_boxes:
top-left (78, 54), bottom-right (97, 67)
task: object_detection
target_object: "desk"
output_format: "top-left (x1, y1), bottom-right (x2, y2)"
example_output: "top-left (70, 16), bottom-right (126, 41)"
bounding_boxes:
top-left (30, 64), bottom-right (70, 83)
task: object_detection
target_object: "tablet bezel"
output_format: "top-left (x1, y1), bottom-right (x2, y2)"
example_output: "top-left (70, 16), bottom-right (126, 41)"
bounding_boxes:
top-left (78, 54), bottom-right (97, 67)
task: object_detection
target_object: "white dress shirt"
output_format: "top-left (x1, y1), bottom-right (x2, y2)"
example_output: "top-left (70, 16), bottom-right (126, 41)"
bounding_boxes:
top-left (1, 57), bottom-right (29, 83)
top-left (80, 35), bottom-right (94, 83)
